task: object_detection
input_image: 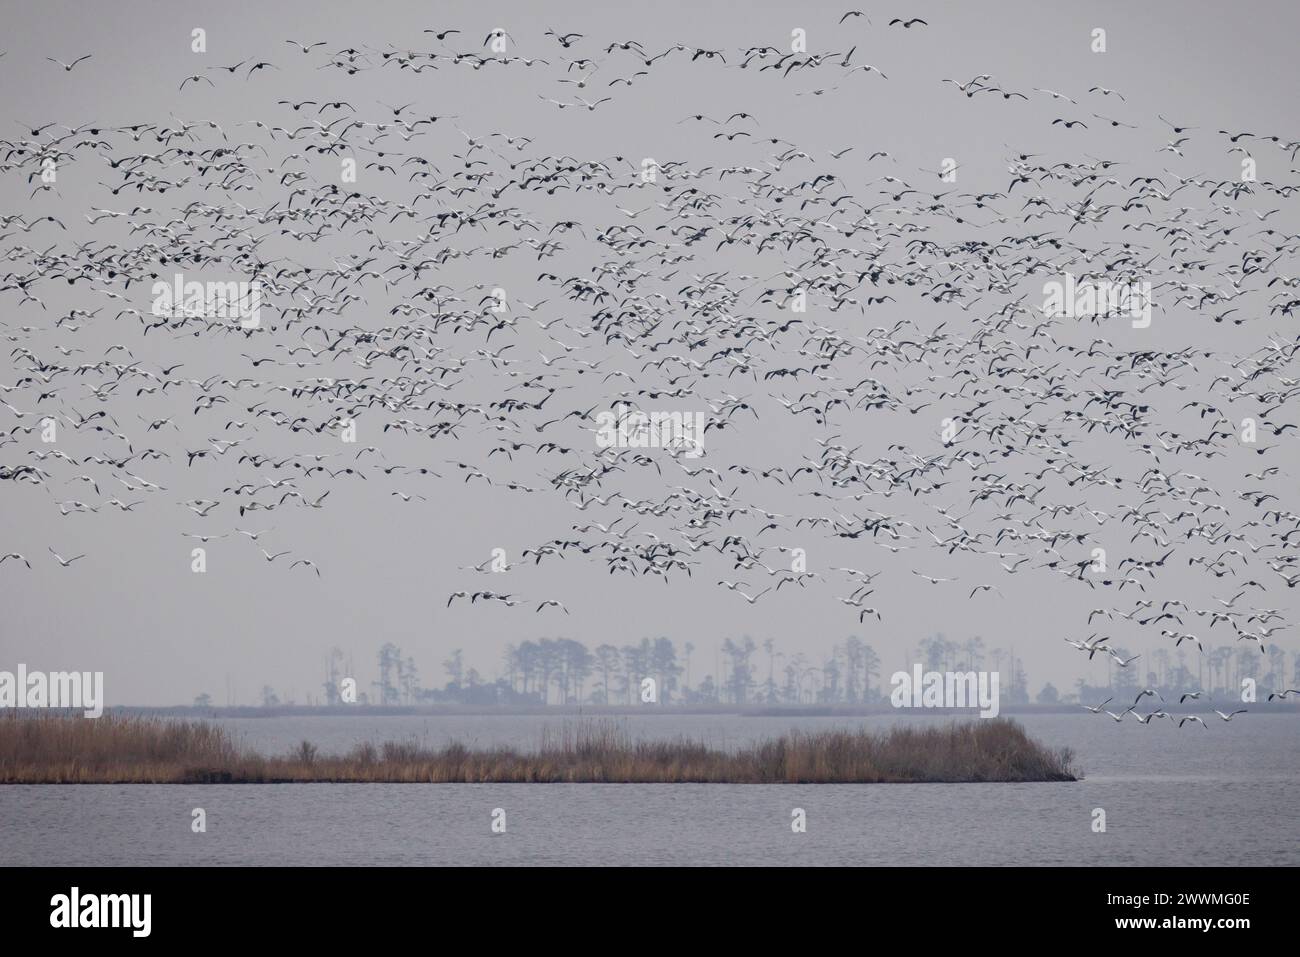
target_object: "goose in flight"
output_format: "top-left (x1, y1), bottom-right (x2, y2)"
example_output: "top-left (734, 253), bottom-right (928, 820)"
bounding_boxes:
top-left (1064, 634), bottom-right (1110, 658)
top-left (1132, 688), bottom-right (1164, 707)
top-left (912, 571), bottom-right (957, 584)
top-left (47, 54), bottom-right (92, 71)
top-left (1212, 709), bottom-right (1247, 721)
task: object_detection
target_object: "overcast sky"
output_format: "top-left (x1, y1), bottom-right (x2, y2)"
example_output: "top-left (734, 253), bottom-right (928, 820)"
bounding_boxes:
top-left (1, 0), bottom-right (1296, 705)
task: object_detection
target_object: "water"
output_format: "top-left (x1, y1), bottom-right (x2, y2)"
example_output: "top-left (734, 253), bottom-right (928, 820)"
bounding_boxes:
top-left (3, 713), bottom-right (1297, 865)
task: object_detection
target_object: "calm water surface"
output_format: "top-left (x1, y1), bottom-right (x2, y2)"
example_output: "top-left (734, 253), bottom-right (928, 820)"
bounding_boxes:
top-left (3, 713), bottom-right (1297, 865)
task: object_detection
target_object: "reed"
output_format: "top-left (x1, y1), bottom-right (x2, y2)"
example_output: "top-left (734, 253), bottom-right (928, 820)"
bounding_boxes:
top-left (0, 712), bottom-right (1076, 783)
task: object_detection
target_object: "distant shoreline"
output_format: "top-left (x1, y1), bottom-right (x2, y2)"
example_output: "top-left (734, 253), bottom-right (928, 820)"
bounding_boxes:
top-left (1, 714), bottom-right (1077, 784)
top-left (23, 702), bottom-right (1295, 719)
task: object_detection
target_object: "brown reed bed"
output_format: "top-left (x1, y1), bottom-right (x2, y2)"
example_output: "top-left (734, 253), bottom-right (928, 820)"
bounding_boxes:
top-left (0, 712), bottom-right (1077, 784)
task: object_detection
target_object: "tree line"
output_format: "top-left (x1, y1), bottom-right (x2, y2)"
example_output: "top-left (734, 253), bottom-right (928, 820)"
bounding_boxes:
top-left (201, 635), bottom-right (1298, 709)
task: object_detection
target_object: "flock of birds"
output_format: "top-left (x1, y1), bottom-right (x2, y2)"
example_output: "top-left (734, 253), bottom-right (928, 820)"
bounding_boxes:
top-left (1083, 684), bottom-right (1299, 726)
top-left (1, 13), bottom-right (1297, 726)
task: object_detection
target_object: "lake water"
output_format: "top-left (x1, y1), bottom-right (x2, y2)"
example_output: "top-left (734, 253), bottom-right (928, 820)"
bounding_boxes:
top-left (3, 713), bottom-right (1297, 865)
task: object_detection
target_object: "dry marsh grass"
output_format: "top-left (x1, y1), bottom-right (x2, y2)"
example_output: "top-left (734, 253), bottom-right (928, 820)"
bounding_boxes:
top-left (0, 713), bottom-right (1076, 784)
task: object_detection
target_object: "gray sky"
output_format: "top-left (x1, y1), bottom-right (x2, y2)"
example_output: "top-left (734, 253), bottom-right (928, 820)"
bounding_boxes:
top-left (0, 0), bottom-right (1297, 705)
